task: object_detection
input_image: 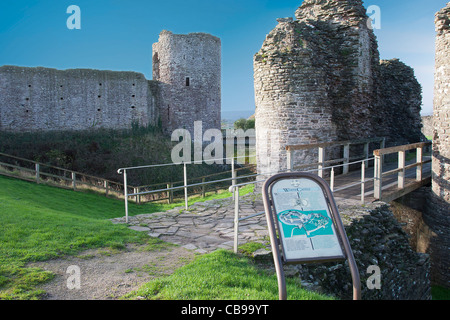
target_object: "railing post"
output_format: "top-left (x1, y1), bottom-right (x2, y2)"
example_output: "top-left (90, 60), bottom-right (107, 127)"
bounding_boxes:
top-left (123, 169), bottom-right (129, 224)
top-left (330, 167), bottom-right (335, 192)
top-left (35, 163), bottom-right (40, 184)
top-left (364, 143), bottom-right (370, 169)
top-left (287, 148), bottom-right (294, 172)
top-left (201, 178), bottom-right (206, 198)
top-left (167, 183), bottom-right (173, 204)
top-left (416, 146), bottom-right (423, 182)
top-left (233, 186), bottom-right (240, 254)
top-left (72, 172), bottom-right (76, 190)
top-left (318, 147), bottom-right (325, 178)
top-left (343, 143), bottom-right (350, 174)
top-left (398, 150), bottom-right (406, 190)
top-left (374, 155), bottom-right (382, 200)
top-left (361, 160), bottom-right (366, 205)
top-left (184, 162), bottom-right (188, 210)
top-left (134, 187), bottom-right (140, 204)
top-left (232, 157), bottom-right (236, 200)
top-left (380, 138), bottom-right (386, 165)
top-left (104, 181), bottom-right (109, 197)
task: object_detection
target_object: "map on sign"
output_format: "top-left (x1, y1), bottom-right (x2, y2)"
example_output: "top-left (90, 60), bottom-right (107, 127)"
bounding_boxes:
top-left (271, 178), bottom-right (344, 262)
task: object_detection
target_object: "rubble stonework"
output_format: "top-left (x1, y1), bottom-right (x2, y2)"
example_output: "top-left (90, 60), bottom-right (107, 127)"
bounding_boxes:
top-left (254, 0), bottom-right (424, 174)
top-left (425, 2), bottom-right (450, 289)
top-left (152, 31), bottom-right (221, 136)
top-left (0, 31), bottom-right (221, 136)
top-left (0, 66), bottom-right (161, 131)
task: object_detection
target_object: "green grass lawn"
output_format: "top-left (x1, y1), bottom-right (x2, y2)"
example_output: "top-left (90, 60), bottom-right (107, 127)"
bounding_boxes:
top-left (123, 249), bottom-right (334, 300)
top-left (0, 175), bottom-right (152, 299)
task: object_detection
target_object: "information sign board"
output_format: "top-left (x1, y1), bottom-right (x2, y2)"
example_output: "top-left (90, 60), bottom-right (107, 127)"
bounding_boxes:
top-left (262, 172), bottom-right (361, 300)
top-left (271, 178), bottom-right (344, 262)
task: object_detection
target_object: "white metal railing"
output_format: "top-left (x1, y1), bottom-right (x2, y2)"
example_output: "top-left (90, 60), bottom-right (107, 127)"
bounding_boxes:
top-left (117, 155), bottom-right (257, 223)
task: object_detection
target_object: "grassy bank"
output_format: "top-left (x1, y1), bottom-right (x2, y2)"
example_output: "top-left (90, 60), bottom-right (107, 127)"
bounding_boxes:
top-left (0, 174), bottom-right (255, 299)
top-left (123, 249), bottom-right (334, 300)
top-left (0, 175), bottom-right (150, 299)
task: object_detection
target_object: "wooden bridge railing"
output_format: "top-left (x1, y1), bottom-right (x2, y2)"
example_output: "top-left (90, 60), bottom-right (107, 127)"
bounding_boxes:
top-left (286, 137), bottom-right (386, 177)
top-left (373, 142), bottom-right (432, 202)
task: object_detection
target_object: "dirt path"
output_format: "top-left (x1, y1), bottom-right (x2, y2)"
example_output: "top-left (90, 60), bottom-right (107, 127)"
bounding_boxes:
top-left (28, 244), bottom-right (196, 300)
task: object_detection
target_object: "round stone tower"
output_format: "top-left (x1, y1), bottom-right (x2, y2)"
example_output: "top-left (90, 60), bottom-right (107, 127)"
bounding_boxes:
top-left (425, 3), bottom-right (450, 289)
top-left (152, 31), bottom-right (221, 137)
top-left (254, 0), bottom-right (379, 175)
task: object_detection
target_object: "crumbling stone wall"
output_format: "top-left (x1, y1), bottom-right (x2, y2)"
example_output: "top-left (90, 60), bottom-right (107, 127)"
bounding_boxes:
top-left (425, 3), bottom-right (450, 289)
top-left (0, 66), bottom-right (160, 132)
top-left (254, 0), bottom-right (424, 174)
top-left (377, 59), bottom-right (424, 145)
top-left (294, 203), bottom-right (431, 300)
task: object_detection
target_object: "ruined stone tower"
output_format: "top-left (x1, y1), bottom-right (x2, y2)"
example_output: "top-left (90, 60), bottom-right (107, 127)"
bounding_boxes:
top-left (425, 3), bottom-right (450, 288)
top-left (254, 0), bottom-right (423, 175)
top-left (152, 31), bottom-right (221, 137)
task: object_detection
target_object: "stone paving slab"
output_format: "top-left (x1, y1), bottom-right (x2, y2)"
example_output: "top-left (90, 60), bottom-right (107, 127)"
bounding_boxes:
top-left (111, 194), bottom-right (268, 254)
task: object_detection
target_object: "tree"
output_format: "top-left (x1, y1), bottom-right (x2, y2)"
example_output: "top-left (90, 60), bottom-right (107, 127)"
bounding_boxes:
top-left (234, 118), bottom-right (255, 130)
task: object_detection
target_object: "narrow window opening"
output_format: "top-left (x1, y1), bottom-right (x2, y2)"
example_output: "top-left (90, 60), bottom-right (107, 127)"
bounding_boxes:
top-left (185, 77), bottom-right (190, 87)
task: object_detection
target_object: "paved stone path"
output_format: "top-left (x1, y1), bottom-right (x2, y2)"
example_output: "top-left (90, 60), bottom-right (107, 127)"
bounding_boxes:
top-left (111, 194), bottom-right (270, 254)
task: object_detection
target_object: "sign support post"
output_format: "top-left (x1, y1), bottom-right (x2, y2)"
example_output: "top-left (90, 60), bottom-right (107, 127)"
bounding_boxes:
top-left (262, 172), bottom-right (361, 300)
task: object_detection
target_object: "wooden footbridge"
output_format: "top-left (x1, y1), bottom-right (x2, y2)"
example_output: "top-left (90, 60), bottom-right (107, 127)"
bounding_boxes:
top-left (285, 138), bottom-right (432, 206)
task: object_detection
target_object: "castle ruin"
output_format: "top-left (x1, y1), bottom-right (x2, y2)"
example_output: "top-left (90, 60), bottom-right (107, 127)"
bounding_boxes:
top-left (254, 0), bottom-right (424, 174)
top-left (425, 2), bottom-right (450, 289)
top-left (0, 31), bottom-right (221, 137)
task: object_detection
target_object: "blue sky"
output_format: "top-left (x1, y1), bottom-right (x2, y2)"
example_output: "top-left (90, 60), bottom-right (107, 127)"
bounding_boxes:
top-left (0, 0), bottom-right (446, 121)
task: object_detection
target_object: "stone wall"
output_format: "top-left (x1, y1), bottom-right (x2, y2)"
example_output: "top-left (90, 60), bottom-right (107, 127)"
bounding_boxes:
top-left (425, 3), bottom-right (450, 289)
top-left (421, 115), bottom-right (434, 138)
top-left (292, 203), bottom-right (431, 300)
top-left (377, 59), bottom-right (424, 145)
top-left (253, 200), bottom-right (431, 300)
top-left (153, 31), bottom-right (221, 137)
top-left (254, 0), bottom-right (424, 175)
top-left (0, 31), bottom-right (222, 136)
top-left (0, 66), bottom-right (160, 132)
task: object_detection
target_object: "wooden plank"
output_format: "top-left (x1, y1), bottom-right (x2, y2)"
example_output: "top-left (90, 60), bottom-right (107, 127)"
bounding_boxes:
top-left (379, 178), bottom-right (431, 203)
top-left (286, 137), bottom-right (385, 151)
top-left (373, 142), bottom-right (432, 156)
